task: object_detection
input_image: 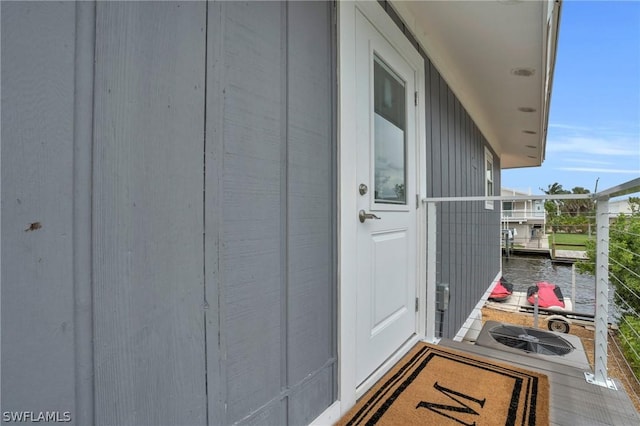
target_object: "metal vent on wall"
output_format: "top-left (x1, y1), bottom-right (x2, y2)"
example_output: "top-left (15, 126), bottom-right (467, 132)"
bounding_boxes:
top-left (476, 320), bottom-right (591, 370)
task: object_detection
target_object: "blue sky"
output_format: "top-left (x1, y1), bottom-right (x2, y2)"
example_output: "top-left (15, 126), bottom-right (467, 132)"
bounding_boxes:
top-left (502, 0), bottom-right (640, 195)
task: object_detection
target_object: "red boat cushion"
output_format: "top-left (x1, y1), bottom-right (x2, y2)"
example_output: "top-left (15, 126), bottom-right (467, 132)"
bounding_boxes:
top-left (490, 281), bottom-right (512, 298)
top-left (528, 282), bottom-right (565, 309)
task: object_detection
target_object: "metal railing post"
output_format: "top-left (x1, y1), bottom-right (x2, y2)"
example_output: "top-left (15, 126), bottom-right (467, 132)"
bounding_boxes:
top-left (587, 197), bottom-right (615, 388)
top-left (426, 202), bottom-right (438, 342)
top-left (571, 263), bottom-right (576, 310)
top-left (595, 198), bottom-right (609, 384)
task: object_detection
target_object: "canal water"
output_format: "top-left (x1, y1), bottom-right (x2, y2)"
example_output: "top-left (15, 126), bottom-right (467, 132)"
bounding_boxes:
top-left (502, 254), bottom-right (612, 318)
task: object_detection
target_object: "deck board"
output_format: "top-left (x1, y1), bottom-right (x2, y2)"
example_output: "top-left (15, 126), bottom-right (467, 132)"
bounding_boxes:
top-left (439, 338), bottom-right (639, 425)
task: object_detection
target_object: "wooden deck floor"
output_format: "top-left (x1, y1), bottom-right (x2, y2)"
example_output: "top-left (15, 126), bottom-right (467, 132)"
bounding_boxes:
top-left (439, 338), bottom-right (640, 425)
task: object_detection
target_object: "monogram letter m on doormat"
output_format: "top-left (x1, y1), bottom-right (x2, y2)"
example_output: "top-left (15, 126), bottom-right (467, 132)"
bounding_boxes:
top-left (337, 342), bottom-right (549, 426)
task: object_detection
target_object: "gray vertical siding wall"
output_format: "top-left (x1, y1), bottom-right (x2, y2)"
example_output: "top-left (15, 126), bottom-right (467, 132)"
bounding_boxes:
top-left (2, 1), bottom-right (79, 418)
top-left (92, 2), bottom-right (208, 424)
top-left (1, 1), bottom-right (336, 425)
top-left (425, 61), bottom-right (501, 338)
top-left (378, 1), bottom-right (502, 339)
top-left (205, 2), bottom-right (336, 425)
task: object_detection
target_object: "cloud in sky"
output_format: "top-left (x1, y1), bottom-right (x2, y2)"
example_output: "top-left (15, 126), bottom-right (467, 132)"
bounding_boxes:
top-left (549, 122), bottom-right (640, 133)
top-left (563, 158), bottom-right (612, 166)
top-left (557, 167), bottom-right (639, 174)
top-left (548, 123), bottom-right (593, 131)
top-left (545, 123), bottom-right (640, 179)
top-left (547, 135), bottom-right (639, 156)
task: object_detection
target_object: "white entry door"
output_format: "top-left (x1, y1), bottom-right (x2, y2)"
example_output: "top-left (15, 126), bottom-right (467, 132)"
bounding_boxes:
top-left (355, 11), bottom-right (419, 385)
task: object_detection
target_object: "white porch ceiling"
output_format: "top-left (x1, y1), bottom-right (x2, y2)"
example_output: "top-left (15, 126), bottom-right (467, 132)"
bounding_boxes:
top-left (394, 0), bottom-right (562, 169)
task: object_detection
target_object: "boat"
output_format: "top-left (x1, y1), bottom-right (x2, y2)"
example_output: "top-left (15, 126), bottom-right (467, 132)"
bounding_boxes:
top-left (526, 281), bottom-right (565, 309)
top-left (489, 277), bottom-right (514, 302)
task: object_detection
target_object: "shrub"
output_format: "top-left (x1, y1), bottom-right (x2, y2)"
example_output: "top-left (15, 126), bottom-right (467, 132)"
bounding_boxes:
top-left (618, 315), bottom-right (640, 380)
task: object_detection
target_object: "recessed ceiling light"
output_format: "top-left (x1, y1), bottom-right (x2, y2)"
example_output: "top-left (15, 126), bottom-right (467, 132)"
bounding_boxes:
top-left (518, 107), bottom-right (536, 113)
top-left (512, 68), bottom-right (535, 77)
top-left (523, 130), bottom-right (537, 134)
top-left (525, 145), bottom-right (537, 149)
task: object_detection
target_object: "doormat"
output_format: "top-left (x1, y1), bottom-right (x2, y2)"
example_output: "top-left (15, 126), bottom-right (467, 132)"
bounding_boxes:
top-left (336, 342), bottom-right (549, 426)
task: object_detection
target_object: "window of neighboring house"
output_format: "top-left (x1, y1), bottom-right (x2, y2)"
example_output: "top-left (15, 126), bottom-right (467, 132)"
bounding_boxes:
top-left (533, 200), bottom-right (544, 217)
top-left (503, 201), bottom-right (513, 217)
top-left (485, 148), bottom-right (494, 209)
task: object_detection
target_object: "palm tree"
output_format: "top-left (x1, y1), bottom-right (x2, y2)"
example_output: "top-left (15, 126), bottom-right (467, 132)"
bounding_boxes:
top-left (540, 182), bottom-right (570, 218)
top-left (541, 182), bottom-right (568, 195)
top-left (565, 187), bottom-right (593, 217)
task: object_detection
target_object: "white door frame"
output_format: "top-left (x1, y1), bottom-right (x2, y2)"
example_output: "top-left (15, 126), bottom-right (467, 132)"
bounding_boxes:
top-left (335, 0), bottom-right (427, 417)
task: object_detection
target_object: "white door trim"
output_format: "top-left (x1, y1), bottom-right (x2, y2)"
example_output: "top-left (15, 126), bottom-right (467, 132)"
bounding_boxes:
top-left (336, 0), bottom-right (427, 416)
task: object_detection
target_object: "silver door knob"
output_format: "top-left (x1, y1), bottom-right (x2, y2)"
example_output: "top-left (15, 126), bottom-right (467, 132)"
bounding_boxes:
top-left (359, 210), bottom-right (381, 223)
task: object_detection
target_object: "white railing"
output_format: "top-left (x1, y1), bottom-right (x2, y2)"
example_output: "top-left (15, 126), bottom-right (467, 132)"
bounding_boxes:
top-left (591, 178), bottom-right (640, 388)
top-left (423, 177), bottom-right (640, 391)
top-left (501, 209), bottom-right (545, 220)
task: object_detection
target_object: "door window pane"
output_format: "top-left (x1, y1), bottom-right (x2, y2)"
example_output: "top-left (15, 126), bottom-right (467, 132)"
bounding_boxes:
top-left (373, 56), bottom-right (406, 204)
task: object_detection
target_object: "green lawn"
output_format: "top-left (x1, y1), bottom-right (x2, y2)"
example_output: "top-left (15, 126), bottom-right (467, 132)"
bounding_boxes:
top-left (550, 233), bottom-right (592, 250)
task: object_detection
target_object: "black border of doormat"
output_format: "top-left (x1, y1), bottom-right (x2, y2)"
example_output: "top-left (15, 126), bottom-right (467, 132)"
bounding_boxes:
top-left (342, 344), bottom-right (544, 426)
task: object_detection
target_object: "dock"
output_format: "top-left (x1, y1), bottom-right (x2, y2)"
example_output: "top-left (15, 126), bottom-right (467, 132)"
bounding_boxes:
top-left (502, 246), bottom-right (587, 263)
top-left (551, 248), bottom-right (588, 262)
top-left (502, 234), bottom-right (589, 262)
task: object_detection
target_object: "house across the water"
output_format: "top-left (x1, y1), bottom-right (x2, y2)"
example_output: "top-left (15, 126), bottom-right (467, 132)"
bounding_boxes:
top-left (501, 187), bottom-right (547, 249)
